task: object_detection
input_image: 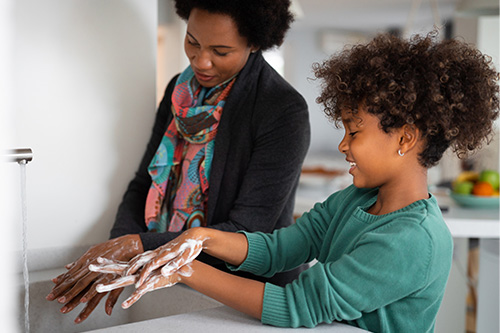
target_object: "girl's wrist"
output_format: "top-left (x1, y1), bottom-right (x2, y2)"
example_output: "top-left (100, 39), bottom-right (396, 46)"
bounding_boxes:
top-left (177, 260), bottom-right (200, 284)
top-left (189, 227), bottom-right (215, 249)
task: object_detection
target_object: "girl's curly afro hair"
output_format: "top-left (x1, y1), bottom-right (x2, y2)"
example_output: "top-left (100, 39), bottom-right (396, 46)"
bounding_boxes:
top-left (313, 32), bottom-right (499, 168)
top-left (174, 0), bottom-right (294, 51)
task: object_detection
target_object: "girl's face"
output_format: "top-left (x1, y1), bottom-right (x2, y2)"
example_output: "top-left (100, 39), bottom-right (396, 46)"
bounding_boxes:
top-left (184, 8), bottom-right (255, 88)
top-left (338, 107), bottom-right (403, 189)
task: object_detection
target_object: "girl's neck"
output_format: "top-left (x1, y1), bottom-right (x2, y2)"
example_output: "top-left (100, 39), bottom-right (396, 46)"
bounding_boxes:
top-left (368, 170), bottom-right (429, 216)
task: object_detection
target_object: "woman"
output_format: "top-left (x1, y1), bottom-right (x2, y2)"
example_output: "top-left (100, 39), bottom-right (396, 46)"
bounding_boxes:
top-left (46, 0), bottom-right (310, 324)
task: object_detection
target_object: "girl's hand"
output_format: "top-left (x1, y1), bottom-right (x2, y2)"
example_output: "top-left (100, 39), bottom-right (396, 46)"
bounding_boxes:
top-left (89, 256), bottom-right (141, 292)
top-left (92, 262), bottom-right (193, 309)
top-left (124, 228), bottom-right (208, 288)
top-left (122, 265), bottom-right (193, 309)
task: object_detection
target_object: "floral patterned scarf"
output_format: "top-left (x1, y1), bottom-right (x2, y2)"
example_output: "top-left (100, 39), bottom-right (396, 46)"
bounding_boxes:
top-left (144, 66), bottom-right (236, 232)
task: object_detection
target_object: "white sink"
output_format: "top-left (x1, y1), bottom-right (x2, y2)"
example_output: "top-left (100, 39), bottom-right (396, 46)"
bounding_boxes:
top-left (19, 268), bottom-right (222, 333)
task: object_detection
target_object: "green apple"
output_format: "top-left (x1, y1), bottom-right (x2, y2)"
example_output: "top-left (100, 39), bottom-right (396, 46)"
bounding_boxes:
top-left (453, 181), bottom-right (474, 195)
top-left (479, 170), bottom-right (500, 191)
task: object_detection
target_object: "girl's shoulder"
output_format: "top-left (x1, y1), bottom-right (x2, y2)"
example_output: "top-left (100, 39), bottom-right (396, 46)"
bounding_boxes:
top-left (326, 184), bottom-right (378, 207)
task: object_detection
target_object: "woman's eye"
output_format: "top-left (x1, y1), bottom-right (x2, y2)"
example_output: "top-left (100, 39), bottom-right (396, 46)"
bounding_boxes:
top-left (187, 40), bottom-right (199, 47)
top-left (213, 49), bottom-right (228, 56)
top-left (349, 131), bottom-right (358, 137)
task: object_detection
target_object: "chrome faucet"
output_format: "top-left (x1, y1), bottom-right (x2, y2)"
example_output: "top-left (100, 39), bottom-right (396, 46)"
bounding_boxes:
top-left (4, 148), bottom-right (33, 164)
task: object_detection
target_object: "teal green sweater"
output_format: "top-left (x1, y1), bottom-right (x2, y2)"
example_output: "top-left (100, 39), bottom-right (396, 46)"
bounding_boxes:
top-left (231, 185), bottom-right (453, 332)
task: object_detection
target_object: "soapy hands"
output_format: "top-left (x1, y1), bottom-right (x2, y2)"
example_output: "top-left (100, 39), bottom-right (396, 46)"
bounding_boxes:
top-left (90, 259), bottom-right (193, 309)
top-left (46, 234), bottom-right (143, 323)
top-left (90, 230), bottom-right (207, 309)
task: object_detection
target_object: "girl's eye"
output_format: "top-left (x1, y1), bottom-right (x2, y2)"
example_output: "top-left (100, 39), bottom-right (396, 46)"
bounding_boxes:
top-left (187, 39), bottom-right (199, 47)
top-left (349, 131), bottom-right (358, 137)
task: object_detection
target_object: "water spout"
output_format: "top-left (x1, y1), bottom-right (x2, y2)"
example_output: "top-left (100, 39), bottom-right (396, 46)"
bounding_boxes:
top-left (4, 148), bottom-right (33, 164)
top-left (5, 148), bottom-right (33, 333)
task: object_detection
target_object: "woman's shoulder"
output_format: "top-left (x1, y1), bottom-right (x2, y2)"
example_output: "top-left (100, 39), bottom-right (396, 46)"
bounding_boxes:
top-left (257, 62), bottom-right (305, 103)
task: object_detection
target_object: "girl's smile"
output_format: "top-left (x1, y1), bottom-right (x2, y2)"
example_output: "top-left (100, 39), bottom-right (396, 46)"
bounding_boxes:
top-left (348, 161), bottom-right (357, 174)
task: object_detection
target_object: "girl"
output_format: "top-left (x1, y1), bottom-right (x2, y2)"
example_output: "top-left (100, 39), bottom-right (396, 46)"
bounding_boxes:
top-left (91, 32), bottom-right (499, 332)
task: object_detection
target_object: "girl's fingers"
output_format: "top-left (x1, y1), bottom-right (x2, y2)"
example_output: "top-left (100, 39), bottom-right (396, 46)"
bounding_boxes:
top-left (89, 260), bottom-right (128, 275)
top-left (96, 275), bottom-right (138, 293)
top-left (135, 250), bottom-right (180, 287)
top-left (122, 271), bottom-right (177, 309)
top-left (123, 251), bottom-right (157, 276)
top-left (121, 288), bottom-right (146, 309)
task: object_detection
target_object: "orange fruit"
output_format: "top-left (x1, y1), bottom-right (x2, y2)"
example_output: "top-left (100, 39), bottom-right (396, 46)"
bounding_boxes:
top-left (472, 181), bottom-right (494, 196)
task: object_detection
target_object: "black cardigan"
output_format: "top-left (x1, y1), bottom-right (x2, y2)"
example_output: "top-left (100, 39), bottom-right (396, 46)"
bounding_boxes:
top-left (110, 51), bottom-right (310, 285)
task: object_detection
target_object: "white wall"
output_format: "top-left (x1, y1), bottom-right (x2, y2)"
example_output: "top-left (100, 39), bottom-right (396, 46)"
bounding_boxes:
top-left (1, 0), bottom-right (19, 330)
top-left (283, 27), bottom-right (343, 159)
top-left (8, 0), bottom-right (158, 254)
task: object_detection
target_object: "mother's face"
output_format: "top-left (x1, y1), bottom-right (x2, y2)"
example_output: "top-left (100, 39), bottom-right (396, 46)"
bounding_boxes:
top-left (184, 8), bottom-right (255, 88)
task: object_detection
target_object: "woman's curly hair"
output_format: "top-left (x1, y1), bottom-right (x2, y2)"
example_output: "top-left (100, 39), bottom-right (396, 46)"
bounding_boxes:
top-left (313, 32), bottom-right (499, 168)
top-left (173, 0), bottom-right (294, 51)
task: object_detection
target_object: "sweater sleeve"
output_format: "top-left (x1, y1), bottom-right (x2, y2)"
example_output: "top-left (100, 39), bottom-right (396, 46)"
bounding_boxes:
top-left (230, 199), bottom-right (333, 277)
top-left (231, 194), bottom-right (435, 328)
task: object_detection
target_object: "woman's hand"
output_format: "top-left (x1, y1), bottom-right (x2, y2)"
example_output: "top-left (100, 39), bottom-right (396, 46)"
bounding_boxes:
top-left (46, 234), bottom-right (144, 323)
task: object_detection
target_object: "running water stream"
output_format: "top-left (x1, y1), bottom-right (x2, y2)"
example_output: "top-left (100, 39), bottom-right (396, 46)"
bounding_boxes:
top-left (19, 160), bottom-right (30, 333)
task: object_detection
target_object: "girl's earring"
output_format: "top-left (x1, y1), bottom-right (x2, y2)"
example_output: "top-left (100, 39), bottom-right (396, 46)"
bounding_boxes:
top-left (398, 149), bottom-right (404, 157)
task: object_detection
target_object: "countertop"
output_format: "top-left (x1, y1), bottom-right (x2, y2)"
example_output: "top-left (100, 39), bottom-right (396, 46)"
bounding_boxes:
top-left (84, 305), bottom-right (369, 332)
top-left (295, 181), bottom-right (499, 239)
top-left (432, 191), bottom-right (499, 238)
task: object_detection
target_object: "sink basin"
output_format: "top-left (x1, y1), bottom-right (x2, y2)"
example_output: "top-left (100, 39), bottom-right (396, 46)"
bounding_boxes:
top-left (18, 268), bottom-right (222, 333)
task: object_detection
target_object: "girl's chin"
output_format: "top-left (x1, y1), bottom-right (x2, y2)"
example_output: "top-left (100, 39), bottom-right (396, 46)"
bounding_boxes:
top-left (352, 178), bottom-right (371, 189)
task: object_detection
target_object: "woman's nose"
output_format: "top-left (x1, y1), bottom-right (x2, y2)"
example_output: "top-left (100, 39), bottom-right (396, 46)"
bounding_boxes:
top-left (192, 50), bottom-right (212, 70)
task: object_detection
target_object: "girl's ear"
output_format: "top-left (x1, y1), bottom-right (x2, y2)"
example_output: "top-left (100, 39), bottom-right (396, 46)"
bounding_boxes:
top-left (397, 124), bottom-right (420, 156)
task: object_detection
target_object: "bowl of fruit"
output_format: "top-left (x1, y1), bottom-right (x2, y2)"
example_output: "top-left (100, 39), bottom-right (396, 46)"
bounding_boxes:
top-left (451, 170), bottom-right (499, 208)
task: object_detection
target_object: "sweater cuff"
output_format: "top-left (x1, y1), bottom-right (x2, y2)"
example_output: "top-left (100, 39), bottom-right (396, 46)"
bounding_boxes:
top-left (226, 231), bottom-right (270, 275)
top-left (261, 283), bottom-right (291, 327)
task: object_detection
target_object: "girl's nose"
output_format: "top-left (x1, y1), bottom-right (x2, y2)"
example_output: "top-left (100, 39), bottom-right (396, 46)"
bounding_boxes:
top-left (338, 135), bottom-right (348, 154)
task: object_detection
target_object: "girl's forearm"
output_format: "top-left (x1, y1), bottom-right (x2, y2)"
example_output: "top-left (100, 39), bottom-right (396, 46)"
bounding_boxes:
top-left (193, 227), bottom-right (249, 266)
top-left (180, 260), bottom-right (265, 319)
top-left (181, 228), bottom-right (265, 319)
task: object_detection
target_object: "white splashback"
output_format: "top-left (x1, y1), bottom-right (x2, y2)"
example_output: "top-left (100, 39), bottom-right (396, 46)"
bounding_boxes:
top-left (9, 0), bottom-right (158, 252)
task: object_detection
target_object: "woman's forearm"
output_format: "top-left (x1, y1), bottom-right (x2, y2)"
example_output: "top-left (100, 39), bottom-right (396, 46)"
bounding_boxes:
top-left (180, 260), bottom-right (265, 320)
top-left (193, 227), bottom-right (249, 266)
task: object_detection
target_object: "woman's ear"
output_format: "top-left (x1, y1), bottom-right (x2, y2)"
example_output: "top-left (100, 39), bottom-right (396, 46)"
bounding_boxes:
top-left (250, 45), bottom-right (260, 53)
top-left (397, 124), bottom-right (420, 156)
